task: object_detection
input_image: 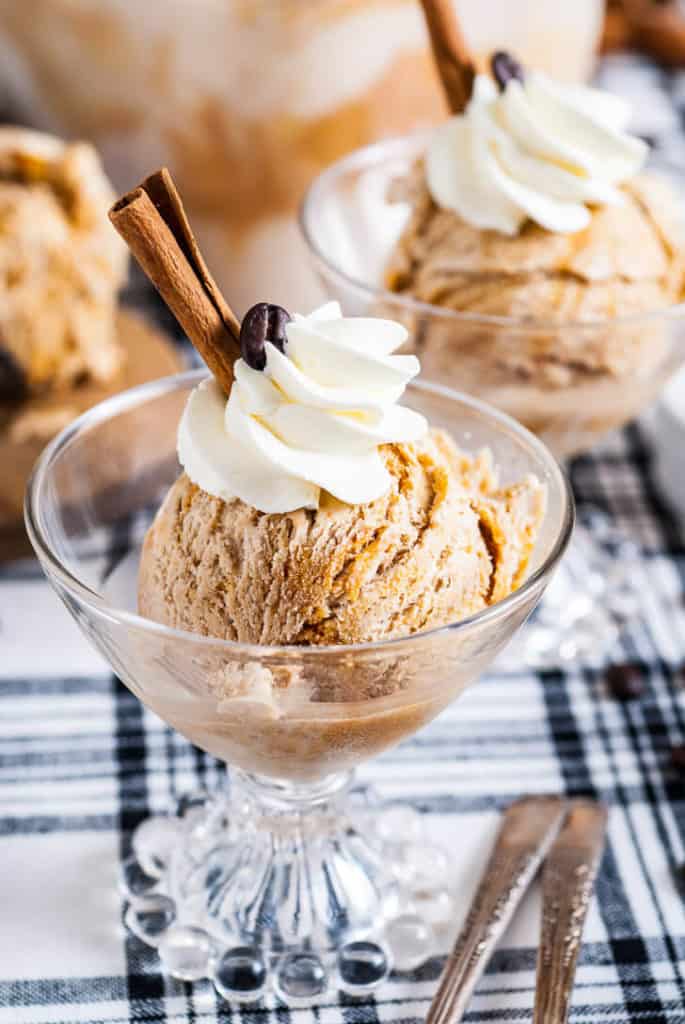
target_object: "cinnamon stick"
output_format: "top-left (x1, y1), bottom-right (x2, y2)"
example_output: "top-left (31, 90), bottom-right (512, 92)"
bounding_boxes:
top-left (419, 0), bottom-right (475, 114)
top-left (600, 2), bottom-right (635, 54)
top-left (109, 169), bottom-right (240, 394)
top-left (623, 0), bottom-right (685, 68)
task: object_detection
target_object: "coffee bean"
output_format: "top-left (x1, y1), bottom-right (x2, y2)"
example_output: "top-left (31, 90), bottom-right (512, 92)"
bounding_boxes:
top-left (605, 662), bottom-right (645, 701)
top-left (671, 745), bottom-right (685, 774)
top-left (0, 345), bottom-right (27, 402)
top-left (240, 302), bottom-right (291, 372)
top-left (491, 51), bottom-right (525, 92)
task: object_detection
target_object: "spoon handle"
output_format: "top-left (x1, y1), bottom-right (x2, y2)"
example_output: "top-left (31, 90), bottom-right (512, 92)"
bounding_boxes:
top-left (533, 799), bottom-right (608, 1024)
top-left (426, 796), bottom-right (567, 1024)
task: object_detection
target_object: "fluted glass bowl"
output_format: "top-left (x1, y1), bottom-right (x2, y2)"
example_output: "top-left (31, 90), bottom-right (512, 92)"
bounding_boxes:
top-left (25, 370), bottom-right (572, 1001)
top-left (300, 135), bottom-right (685, 459)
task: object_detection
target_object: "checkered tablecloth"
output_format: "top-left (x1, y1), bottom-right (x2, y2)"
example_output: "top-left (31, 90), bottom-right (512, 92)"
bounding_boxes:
top-left (2, 53), bottom-right (685, 1024)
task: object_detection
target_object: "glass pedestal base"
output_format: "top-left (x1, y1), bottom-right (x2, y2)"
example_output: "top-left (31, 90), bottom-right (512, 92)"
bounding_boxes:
top-left (120, 771), bottom-right (452, 1004)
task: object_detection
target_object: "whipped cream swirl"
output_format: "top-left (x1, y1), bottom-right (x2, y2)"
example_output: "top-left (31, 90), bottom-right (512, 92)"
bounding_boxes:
top-left (178, 302), bottom-right (427, 513)
top-left (426, 71), bottom-right (648, 235)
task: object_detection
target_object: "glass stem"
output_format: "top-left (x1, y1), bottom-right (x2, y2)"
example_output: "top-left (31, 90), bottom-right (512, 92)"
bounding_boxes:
top-left (233, 769), bottom-right (355, 816)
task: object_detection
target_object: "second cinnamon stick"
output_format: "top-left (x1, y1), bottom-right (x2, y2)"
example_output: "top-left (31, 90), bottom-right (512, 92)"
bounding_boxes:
top-left (420, 0), bottom-right (475, 114)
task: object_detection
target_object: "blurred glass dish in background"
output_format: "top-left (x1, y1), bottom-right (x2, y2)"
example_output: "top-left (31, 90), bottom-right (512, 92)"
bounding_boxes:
top-left (0, 0), bottom-right (602, 313)
top-left (299, 135), bottom-right (685, 461)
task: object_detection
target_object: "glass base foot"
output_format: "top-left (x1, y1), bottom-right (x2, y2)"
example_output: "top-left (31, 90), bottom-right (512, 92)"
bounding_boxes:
top-left (498, 507), bottom-right (643, 670)
top-left (120, 772), bottom-right (452, 1004)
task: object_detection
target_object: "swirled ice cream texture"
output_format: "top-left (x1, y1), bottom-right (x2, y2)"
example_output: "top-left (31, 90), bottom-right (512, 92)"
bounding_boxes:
top-left (178, 302), bottom-right (427, 513)
top-left (426, 72), bottom-right (648, 235)
top-left (140, 431), bottom-right (546, 647)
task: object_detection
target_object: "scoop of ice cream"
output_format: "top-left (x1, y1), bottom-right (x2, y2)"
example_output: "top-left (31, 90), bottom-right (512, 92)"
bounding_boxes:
top-left (385, 53), bottom-right (685, 396)
top-left (385, 167), bottom-right (685, 384)
top-left (426, 71), bottom-right (647, 236)
top-left (139, 428), bottom-right (545, 646)
top-left (178, 301), bottom-right (427, 513)
top-left (0, 128), bottom-right (128, 399)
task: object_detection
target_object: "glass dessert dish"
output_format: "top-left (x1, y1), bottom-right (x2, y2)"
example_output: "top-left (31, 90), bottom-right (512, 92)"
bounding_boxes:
top-left (299, 134), bottom-right (685, 461)
top-left (26, 369), bottom-right (571, 1002)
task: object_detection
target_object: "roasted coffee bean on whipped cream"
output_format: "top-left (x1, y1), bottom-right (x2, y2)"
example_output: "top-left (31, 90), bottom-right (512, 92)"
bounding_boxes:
top-left (239, 302), bottom-right (291, 371)
top-left (490, 50), bottom-right (525, 91)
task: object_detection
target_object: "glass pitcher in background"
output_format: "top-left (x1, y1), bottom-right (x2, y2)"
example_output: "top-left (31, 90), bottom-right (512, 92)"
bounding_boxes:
top-left (0, 0), bottom-right (603, 312)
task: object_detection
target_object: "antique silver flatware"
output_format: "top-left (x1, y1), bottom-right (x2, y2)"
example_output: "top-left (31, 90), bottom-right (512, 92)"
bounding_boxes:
top-left (426, 796), bottom-right (568, 1024)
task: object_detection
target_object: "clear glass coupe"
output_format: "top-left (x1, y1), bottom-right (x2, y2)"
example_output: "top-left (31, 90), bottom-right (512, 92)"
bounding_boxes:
top-left (25, 369), bottom-right (572, 1002)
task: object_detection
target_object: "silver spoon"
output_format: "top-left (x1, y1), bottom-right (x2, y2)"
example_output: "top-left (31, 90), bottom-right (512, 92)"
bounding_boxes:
top-left (426, 795), bottom-right (567, 1024)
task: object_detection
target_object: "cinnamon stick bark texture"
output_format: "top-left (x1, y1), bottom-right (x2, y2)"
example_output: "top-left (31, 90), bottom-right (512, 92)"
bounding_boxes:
top-left (109, 169), bottom-right (240, 394)
top-left (604, 1), bottom-right (685, 67)
top-left (626, 1), bottom-right (685, 68)
top-left (419, 0), bottom-right (475, 114)
top-left (143, 169), bottom-right (241, 340)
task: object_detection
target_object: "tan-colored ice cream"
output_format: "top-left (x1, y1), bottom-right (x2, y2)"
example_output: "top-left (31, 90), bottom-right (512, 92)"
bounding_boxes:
top-left (386, 166), bottom-right (685, 386)
top-left (138, 301), bottom-right (544, 654)
top-left (0, 127), bottom-right (128, 399)
top-left (382, 67), bottom-right (685, 455)
top-left (139, 428), bottom-right (544, 646)
top-left (0, 128), bottom-right (146, 543)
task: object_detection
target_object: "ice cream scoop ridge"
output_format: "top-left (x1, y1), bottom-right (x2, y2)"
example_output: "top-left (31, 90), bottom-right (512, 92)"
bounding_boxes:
top-left (178, 301), bottom-right (427, 512)
top-left (426, 70), bottom-right (648, 235)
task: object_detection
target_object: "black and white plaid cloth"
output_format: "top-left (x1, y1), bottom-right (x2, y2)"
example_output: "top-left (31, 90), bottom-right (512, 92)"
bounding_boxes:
top-left (2, 53), bottom-right (685, 1024)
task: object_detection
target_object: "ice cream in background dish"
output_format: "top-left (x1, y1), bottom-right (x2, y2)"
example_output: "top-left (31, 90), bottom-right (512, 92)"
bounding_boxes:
top-left (139, 301), bottom-right (545, 647)
top-left (0, 130), bottom-right (187, 547)
top-left (0, 128), bottom-right (127, 399)
top-left (0, 127), bottom-right (127, 538)
top-left (383, 47), bottom-right (685, 454)
top-left (387, 62), bottom-right (679, 317)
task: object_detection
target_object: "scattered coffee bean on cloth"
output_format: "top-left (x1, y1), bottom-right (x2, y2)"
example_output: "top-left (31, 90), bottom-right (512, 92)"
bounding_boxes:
top-left (605, 663), bottom-right (645, 701)
top-left (671, 745), bottom-right (685, 774)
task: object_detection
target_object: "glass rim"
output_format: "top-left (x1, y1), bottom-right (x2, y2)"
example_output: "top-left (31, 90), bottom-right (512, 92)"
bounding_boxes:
top-left (25, 368), bottom-right (574, 658)
top-left (299, 132), bottom-right (685, 333)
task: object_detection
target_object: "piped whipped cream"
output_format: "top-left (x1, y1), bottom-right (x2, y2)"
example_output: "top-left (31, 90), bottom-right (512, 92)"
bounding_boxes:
top-left (178, 302), bottom-right (427, 513)
top-left (426, 71), bottom-right (648, 236)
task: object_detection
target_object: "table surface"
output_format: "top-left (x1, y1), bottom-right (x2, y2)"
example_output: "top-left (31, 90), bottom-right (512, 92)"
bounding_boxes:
top-left (2, 52), bottom-right (685, 1024)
